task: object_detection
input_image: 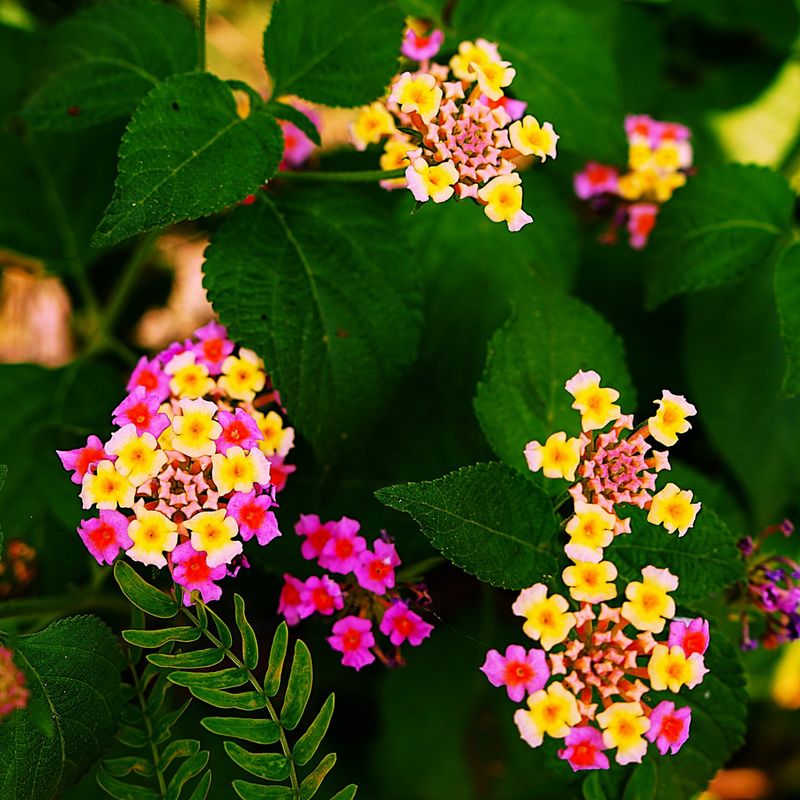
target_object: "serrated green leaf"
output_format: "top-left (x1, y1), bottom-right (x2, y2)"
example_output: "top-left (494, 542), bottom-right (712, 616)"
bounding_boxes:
top-left (233, 782), bottom-right (294, 799)
top-left (23, 0), bottom-right (195, 131)
top-left (775, 241), bottom-right (800, 396)
top-left (300, 753), bottom-right (336, 800)
top-left (93, 72), bottom-right (283, 246)
top-left (123, 627), bottom-right (202, 648)
top-left (328, 786), bottom-right (358, 800)
top-left (147, 648), bottom-right (224, 669)
top-left (189, 687), bottom-right (266, 710)
top-left (474, 282), bottom-right (634, 477)
top-left (280, 640), bottom-right (313, 730)
top-left (234, 593), bottom-right (259, 669)
top-left (266, 101), bottom-right (321, 146)
top-left (377, 462), bottom-right (559, 589)
top-left (188, 771), bottom-right (212, 800)
top-left (453, 0), bottom-right (625, 160)
top-left (264, 0), bottom-right (403, 107)
top-left (293, 694), bottom-right (335, 767)
top-left (0, 616), bottom-right (124, 800)
top-left (169, 667), bottom-right (248, 690)
top-left (203, 188), bottom-right (421, 462)
top-left (114, 561), bottom-right (179, 619)
top-left (202, 716), bottom-right (281, 744)
top-left (223, 741), bottom-right (291, 781)
top-left (101, 756), bottom-right (154, 778)
top-left (611, 507), bottom-right (745, 604)
top-left (265, 623), bottom-right (289, 698)
top-left (96, 771), bottom-right (160, 800)
top-left (165, 750), bottom-right (209, 800)
top-left (646, 164), bottom-right (795, 307)
top-left (160, 739), bottom-right (200, 771)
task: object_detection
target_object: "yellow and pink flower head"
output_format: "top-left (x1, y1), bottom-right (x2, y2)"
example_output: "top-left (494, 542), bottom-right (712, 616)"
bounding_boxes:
top-left (57, 322), bottom-right (296, 604)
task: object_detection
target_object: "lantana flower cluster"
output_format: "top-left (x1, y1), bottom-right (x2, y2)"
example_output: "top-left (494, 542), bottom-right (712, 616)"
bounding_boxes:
top-left (57, 322), bottom-right (295, 604)
top-left (0, 539), bottom-right (37, 600)
top-left (736, 520), bottom-right (800, 650)
top-left (525, 370), bottom-right (701, 555)
top-left (482, 572), bottom-right (710, 770)
top-left (349, 18), bottom-right (558, 231)
top-left (574, 114), bottom-right (693, 248)
top-left (278, 515), bottom-right (434, 670)
top-left (0, 645), bottom-right (28, 720)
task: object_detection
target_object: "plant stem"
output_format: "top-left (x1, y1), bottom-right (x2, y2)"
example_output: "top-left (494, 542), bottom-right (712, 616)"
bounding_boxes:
top-left (197, 0), bottom-right (207, 71)
top-left (277, 167), bottom-right (406, 183)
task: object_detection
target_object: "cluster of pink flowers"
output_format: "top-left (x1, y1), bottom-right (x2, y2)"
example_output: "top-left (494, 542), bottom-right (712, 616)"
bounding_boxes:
top-left (278, 99), bottom-right (320, 172)
top-left (0, 645), bottom-right (28, 719)
top-left (278, 515), bottom-right (433, 670)
top-left (57, 322), bottom-right (295, 604)
top-left (574, 114), bottom-right (693, 248)
top-left (348, 18), bottom-right (558, 231)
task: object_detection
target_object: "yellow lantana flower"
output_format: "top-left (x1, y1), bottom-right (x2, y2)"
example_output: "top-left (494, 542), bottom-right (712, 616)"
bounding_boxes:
top-left (524, 431), bottom-right (582, 482)
top-left (477, 174), bottom-right (532, 232)
top-left (106, 424), bottom-right (167, 487)
top-left (621, 566), bottom-right (678, 633)
top-left (165, 351), bottom-right (214, 399)
top-left (126, 508), bottom-right (178, 568)
top-left (564, 369), bottom-right (621, 432)
top-left (647, 483), bottom-right (700, 536)
top-left (562, 560), bottom-right (618, 603)
top-left (514, 682), bottom-right (580, 748)
top-left (349, 102), bottom-right (396, 151)
top-left (184, 509), bottom-right (241, 568)
top-left (564, 501), bottom-right (616, 563)
top-left (211, 445), bottom-right (271, 495)
top-left (171, 398), bottom-right (222, 458)
top-left (388, 72), bottom-right (442, 123)
top-left (648, 390), bottom-right (696, 447)
top-left (509, 115), bottom-right (559, 161)
top-left (80, 459), bottom-right (136, 510)
top-left (512, 584), bottom-right (576, 650)
top-left (596, 702), bottom-right (650, 765)
top-left (219, 348), bottom-right (266, 402)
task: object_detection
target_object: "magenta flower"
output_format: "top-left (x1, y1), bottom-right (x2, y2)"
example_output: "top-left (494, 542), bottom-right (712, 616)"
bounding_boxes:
top-left (627, 202), bottom-right (658, 249)
top-left (295, 514), bottom-right (335, 561)
top-left (267, 455), bottom-right (296, 493)
top-left (279, 101), bottom-right (320, 170)
top-left (401, 25), bottom-right (444, 61)
top-left (216, 408), bottom-right (263, 454)
top-left (57, 435), bottom-right (110, 485)
top-left (318, 517), bottom-right (366, 574)
top-left (480, 644), bottom-right (549, 702)
top-left (479, 94), bottom-right (527, 121)
top-left (172, 541), bottom-right (227, 606)
top-left (193, 321), bottom-right (234, 375)
top-left (328, 616), bottom-right (375, 671)
top-left (278, 574), bottom-right (312, 625)
top-left (558, 726), bottom-right (610, 771)
top-left (127, 355), bottom-right (170, 401)
top-left (0, 646), bottom-right (28, 717)
top-left (305, 575), bottom-right (344, 616)
top-left (668, 617), bottom-right (709, 657)
top-left (112, 386), bottom-right (170, 439)
top-left (379, 601), bottom-right (433, 647)
top-left (574, 161), bottom-right (619, 200)
top-left (645, 701), bottom-right (691, 755)
top-left (77, 510), bottom-right (132, 565)
top-left (354, 540), bottom-right (401, 594)
top-left (226, 490), bottom-right (280, 546)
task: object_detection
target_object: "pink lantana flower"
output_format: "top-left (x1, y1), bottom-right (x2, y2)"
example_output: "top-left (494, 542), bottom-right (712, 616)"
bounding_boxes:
top-left (645, 701), bottom-right (691, 755)
top-left (401, 24), bottom-right (444, 61)
top-left (279, 101), bottom-right (321, 170)
top-left (574, 162), bottom-right (619, 200)
top-left (57, 435), bottom-right (110, 485)
top-left (668, 617), bottom-right (709, 657)
top-left (480, 94), bottom-right (527, 120)
top-left (77, 510), bottom-right (132, 565)
top-left (354, 540), bottom-right (401, 594)
top-left (278, 574), bottom-right (313, 625)
top-left (627, 203), bottom-right (658, 249)
top-left (295, 514), bottom-right (335, 561)
top-left (0, 646), bottom-right (29, 717)
top-left (193, 321), bottom-right (234, 375)
top-left (216, 408), bottom-right (264, 455)
top-left (127, 355), bottom-right (170, 401)
top-left (480, 644), bottom-right (550, 702)
top-left (172, 541), bottom-right (227, 606)
top-left (558, 725), bottom-right (610, 771)
top-left (112, 386), bottom-right (170, 439)
top-left (380, 601), bottom-right (434, 647)
top-left (305, 575), bottom-right (344, 616)
top-left (267, 455), bottom-right (296, 493)
top-left (328, 616), bottom-right (375, 670)
top-left (226, 490), bottom-right (280, 546)
top-left (318, 517), bottom-right (367, 574)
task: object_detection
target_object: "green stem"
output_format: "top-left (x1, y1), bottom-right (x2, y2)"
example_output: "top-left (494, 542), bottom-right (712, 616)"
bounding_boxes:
top-left (197, 0), bottom-right (207, 71)
top-left (277, 167), bottom-right (406, 183)
top-left (183, 605), bottom-right (301, 797)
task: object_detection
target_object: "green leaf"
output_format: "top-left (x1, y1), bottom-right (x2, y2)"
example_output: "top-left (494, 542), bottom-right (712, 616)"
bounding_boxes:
top-left (300, 753), bottom-right (336, 800)
top-left (146, 648), bottom-right (224, 668)
top-left (264, 0), bottom-right (404, 107)
top-left (93, 72), bottom-right (284, 246)
top-left (189, 771), bottom-right (212, 800)
top-left (646, 164), bottom-right (795, 307)
top-left (266, 101), bottom-right (321, 146)
top-left (96, 771), bottom-right (160, 800)
top-left (376, 462), bottom-right (559, 589)
top-left (161, 739), bottom-right (200, 771)
top-left (233, 782), bottom-right (293, 799)
top-left (280, 640), bottom-right (313, 730)
top-left (774, 241), bottom-right (800, 396)
top-left (0, 616), bottom-right (124, 799)
top-left (328, 787), bottom-right (358, 800)
top-left (23, 0), bottom-right (195, 131)
top-left (234, 593), bottom-right (259, 669)
top-left (165, 750), bottom-right (209, 800)
top-left (206, 604), bottom-right (234, 649)
top-left (610, 507), bottom-right (745, 605)
top-left (264, 622), bottom-right (289, 697)
top-left (223, 741), bottom-right (290, 781)
top-left (452, 0), bottom-right (625, 160)
top-left (203, 188), bottom-right (421, 462)
top-left (189, 687), bottom-right (266, 710)
top-left (101, 756), bottom-right (154, 777)
top-left (201, 717), bottom-right (281, 745)
top-left (474, 282), bottom-right (635, 477)
top-left (0, 463), bottom-right (6, 553)
top-left (123, 627), bottom-right (202, 648)
top-left (114, 561), bottom-right (179, 619)
top-left (293, 694), bottom-right (335, 766)
top-left (168, 667), bottom-right (249, 690)
top-left (152, 699), bottom-right (192, 742)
